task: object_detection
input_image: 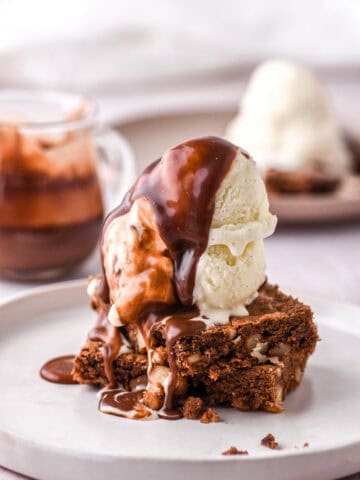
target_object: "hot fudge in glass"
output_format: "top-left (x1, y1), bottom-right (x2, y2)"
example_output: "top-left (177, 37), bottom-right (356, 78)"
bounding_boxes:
top-left (0, 92), bottom-right (104, 279)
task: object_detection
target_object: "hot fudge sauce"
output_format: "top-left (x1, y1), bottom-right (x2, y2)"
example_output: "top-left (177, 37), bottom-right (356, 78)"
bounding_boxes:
top-left (0, 125), bottom-right (104, 278)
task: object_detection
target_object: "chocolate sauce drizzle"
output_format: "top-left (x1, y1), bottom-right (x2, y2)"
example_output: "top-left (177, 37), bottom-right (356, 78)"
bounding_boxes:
top-left (88, 303), bottom-right (121, 388)
top-left (101, 136), bottom-right (239, 304)
top-left (98, 389), bottom-right (152, 420)
top-left (41, 137), bottom-right (241, 418)
top-left (162, 314), bottom-right (206, 412)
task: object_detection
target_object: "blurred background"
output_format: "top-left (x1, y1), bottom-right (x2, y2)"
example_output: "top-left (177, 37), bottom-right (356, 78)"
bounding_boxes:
top-left (1, 0), bottom-right (360, 123)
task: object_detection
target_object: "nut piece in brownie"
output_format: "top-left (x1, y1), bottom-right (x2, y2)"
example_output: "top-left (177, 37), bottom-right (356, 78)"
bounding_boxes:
top-left (265, 168), bottom-right (341, 195)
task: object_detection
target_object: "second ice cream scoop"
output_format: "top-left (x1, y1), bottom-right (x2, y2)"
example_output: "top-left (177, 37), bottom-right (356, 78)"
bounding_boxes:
top-left (227, 60), bottom-right (351, 175)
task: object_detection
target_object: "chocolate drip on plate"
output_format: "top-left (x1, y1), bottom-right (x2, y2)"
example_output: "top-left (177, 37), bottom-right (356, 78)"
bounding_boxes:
top-left (40, 355), bottom-right (77, 384)
top-left (99, 389), bottom-right (153, 420)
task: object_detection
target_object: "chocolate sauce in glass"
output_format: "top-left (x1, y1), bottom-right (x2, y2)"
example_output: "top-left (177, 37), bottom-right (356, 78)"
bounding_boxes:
top-left (40, 355), bottom-right (77, 384)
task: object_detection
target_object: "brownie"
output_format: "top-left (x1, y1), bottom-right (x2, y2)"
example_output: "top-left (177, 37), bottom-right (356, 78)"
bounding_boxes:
top-left (73, 283), bottom-right (317, 415)
top-left (73, 347), bottom-right (306, 414)
top-left (265, 168), bottom-right (341, 195)
top-left (344, 131), bottom-right (360, 174)
top-left (73, 345), bottom-right (147, 389)
top-left (201, 351), bottom-right (307, 413)
top-left (261, 433), bottom-right (279, 449)
top-left (149, 283), bottom-right (317, 378)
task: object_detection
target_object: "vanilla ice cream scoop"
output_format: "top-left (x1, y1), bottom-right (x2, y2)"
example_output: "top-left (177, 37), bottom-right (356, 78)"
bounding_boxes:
top-left (226, 60), bottom-right (350, 174)
top-left (101, 136), bottom-right (276, 327)
top-left (193, 150), bottom-right (276, 322)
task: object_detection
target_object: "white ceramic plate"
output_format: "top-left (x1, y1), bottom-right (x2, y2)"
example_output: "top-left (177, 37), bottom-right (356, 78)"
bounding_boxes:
top-left (269, 187), bottom-right (360, 224)
top-left (1, 280), bottom-right (360, 480)
top-left (117, 110), bottom-right (360, 224)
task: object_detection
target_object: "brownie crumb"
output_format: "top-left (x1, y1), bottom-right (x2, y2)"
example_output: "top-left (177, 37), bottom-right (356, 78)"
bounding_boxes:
top-left (200, 408), bottom-right (220, 424)
top-left (222, 446), bottom-right (248, 456)
top-left (303, 442), bottom-right (309, 448)
top-left (261, 433), bottom-right (278, 449)
top-left (183, 396), bottom-right (205, 420)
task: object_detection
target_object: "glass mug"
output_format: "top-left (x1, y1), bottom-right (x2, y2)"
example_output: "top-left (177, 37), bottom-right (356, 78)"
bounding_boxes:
top-left (0, 90), bottom-right (136, 280)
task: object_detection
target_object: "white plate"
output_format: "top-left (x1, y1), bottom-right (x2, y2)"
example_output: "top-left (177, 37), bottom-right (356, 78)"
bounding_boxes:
top-left (0, 280), bottom-right (360, 480)
top-left (118, 110), bottom-right (360, 224)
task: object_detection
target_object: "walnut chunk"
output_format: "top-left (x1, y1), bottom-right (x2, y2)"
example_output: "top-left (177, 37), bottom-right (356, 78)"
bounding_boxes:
top-left (264, 401), bottom-right (284, 413)
top-left (187, 353), bottom-right (201, 365)
top-left (225, 326), bottom-right (237, 340)
top-left (268, 342), bottom-right (291, 356)
top-left (231, 398), bottom-right (250, 411)
top-left (151, 347), bottom-right (167, 365)
top-left (143, 388), bottom-right (164, 411)
top-left (200, 408), bottom-right (220, 424)
top-left (295, 366), bottom-right (302, 383)
top-left (246, 334), bottom-right (261, 351)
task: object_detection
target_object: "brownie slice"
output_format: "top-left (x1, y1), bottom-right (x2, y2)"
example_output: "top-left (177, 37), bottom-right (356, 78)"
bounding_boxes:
top-left (73, 345), bottom-right (306, 414)
top-left (73, 283), bottom-right (317, 414)
top-left (265, 168), bottom-right (341, 195)
top-left (149, 283), bottom-right (317, 378)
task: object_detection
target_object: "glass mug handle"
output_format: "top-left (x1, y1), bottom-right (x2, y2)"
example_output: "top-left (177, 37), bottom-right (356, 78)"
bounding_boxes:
top-left (95, 127), bottom-right (137, 213)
